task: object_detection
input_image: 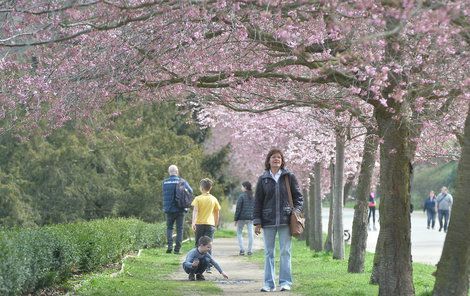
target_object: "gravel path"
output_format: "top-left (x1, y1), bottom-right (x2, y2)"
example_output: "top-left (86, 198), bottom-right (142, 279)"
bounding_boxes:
top-left (170, 235), bottom-right (301, 295)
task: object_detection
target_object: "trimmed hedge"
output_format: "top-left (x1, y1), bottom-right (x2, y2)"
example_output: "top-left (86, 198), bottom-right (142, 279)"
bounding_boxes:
top-left (0, 218), bottom-right (166, 296)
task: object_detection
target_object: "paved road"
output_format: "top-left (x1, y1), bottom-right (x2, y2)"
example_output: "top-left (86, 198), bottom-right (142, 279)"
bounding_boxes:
top-left (322, 208), bottom-right (447, 265)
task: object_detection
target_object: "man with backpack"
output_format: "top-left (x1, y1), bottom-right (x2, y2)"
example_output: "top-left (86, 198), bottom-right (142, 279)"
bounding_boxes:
top-left (162, 165), bottom-right (193, 254)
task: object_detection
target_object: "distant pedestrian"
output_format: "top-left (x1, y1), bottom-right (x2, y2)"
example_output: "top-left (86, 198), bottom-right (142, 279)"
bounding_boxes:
top-left (191, 178), bottom-right (221, 273)
top-left (423, 191), bottom-right (437, 229)
top-left (162, 165), bottom-right (193, 254)
top-left (254, 148), bottom-right (303, 292)
top-left (234, 181), bottom-right (255, 256)
top-left (368, 192), bottom-right (377, 231)
top-left (182, 236), bottom-right (229, 281)
top-left (436, 187), bottom-right (453, 232)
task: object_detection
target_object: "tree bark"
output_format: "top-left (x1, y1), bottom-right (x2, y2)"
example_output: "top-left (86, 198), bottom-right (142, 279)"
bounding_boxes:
top-left (324, 160), bottom-right (334, 252)
top-left (375, 109), bottom-right (414, 296)
top-left (433, 103), bottom-right (470, 296)
top-left (304, 186), bottom-right (312, 247)
top-left (333, 129), bottom-right (345, 260)
top-left (308, 173), bottom-right (316, 250)
top-left (298, 188), bottom-right (308, 241)
top-left (370, 220), bottom-right (384, 285)
top-left (313, 162), bottom-right (323, 251)
top-left (348, 127), bottom-right (379, 273)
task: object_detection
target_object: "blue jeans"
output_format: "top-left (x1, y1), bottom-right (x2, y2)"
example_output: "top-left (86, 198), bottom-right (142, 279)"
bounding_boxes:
top-left (262, 225), bottom-right (292, 289)
top-left (236, 220), bottom-right (254, 253)
top-left (438, 209), bottom-right (450, 231)
top-left (183, 256), bottom-right (210, 275)
top-left (426, 210), bottom-right (436, 228)
top-left (166, 212), bottom-right (185, 252)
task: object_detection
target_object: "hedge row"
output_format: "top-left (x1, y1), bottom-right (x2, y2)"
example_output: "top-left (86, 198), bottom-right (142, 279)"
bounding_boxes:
top-left (0, 218), bottom-right (166, 296)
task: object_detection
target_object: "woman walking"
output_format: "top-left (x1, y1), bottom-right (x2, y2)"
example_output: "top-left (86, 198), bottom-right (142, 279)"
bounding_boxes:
top-left (253, 148), bottom-right (303, 292)
top-left (368, 192), bottom-right (377, 231)
top-left (234, 181), bottom-right (255, 256)
top-left (423, 190), bottom-right (437, 229)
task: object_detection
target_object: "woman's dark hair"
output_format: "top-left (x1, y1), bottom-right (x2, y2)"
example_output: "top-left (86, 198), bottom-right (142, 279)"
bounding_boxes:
top-left (264, 148), bottom-right (285, 170)
top-left (242, 181), bottom-right (252, 191)
top-left (242, 181), bottom-right (254, 199)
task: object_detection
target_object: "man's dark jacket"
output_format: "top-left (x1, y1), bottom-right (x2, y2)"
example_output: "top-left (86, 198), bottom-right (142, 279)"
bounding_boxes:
top-left (162, 175), bottom-right (193, 213)
top-left (253, 169), bottom-right (303, 227)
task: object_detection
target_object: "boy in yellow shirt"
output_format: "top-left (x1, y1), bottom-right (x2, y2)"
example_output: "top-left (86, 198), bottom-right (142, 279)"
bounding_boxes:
top-left (191, 178), bottom-right (221, 273)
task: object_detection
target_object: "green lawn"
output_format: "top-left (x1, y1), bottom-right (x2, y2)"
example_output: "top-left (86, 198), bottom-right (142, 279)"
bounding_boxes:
top-left (69, 243), bottom-right (221, 296)
top-left (245, 238), bottom-right (437, 296)
top-left (65, 230), bottom-right (440, 296)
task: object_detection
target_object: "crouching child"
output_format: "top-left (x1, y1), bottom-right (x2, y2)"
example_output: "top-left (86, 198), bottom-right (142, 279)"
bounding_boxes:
top-left (183, 236), bottom-right (229, 281)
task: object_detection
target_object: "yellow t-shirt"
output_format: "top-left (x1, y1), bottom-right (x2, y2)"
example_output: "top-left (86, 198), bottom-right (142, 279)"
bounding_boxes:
top-left (191, 193), bottom-right (221, 226)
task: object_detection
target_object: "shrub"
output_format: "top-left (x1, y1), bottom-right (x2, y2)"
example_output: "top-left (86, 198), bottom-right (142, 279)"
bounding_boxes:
top-left (0, 219), bottom-right (166, 296)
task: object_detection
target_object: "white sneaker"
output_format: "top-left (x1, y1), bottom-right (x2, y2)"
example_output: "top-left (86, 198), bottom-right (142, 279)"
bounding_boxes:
top-left (260, 286), bottom-right (276, 292)
top-left (280, 285), bottom-right (291, 291)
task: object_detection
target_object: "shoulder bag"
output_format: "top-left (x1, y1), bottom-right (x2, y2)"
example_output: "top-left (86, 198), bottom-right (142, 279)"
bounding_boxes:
top-left (284, 175), bottom-right (305, 237)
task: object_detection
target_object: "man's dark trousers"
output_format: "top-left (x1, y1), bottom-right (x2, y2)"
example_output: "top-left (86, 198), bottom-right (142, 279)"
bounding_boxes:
top-left (166, 212), bottom-right (185, 252)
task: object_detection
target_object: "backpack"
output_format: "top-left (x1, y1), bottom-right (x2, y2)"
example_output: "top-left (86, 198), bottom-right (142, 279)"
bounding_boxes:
top-left (174, 179), bottom-right (193, 208)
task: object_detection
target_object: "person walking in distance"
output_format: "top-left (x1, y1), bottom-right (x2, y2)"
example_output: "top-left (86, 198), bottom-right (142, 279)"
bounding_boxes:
top-left (162, 165), bottom-right (193, 254)
top-left (234, 181), bottom-right (255, 256)
top-left (254, 148), bottom-right (303, 292)
top-left (423, 190), bottom-right (437, 229)
top-left (436, 186), bottom-right (453, 232)
top-left (368, 192), bottom-right (377, 231)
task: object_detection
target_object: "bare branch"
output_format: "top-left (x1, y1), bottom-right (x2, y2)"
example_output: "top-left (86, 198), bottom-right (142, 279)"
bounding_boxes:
top-left (0, 11), bottom-right (158, 47)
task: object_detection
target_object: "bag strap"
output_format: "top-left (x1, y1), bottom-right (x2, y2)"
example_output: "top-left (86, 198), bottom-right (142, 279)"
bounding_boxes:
top-left (173, 177), bottom-right (183, 199)
top-left (284, 175), bottom-right (294, 209)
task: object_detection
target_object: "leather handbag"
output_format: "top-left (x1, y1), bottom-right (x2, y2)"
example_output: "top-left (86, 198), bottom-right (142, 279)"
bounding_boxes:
top-left (284, 175), bottom-right (305, 237)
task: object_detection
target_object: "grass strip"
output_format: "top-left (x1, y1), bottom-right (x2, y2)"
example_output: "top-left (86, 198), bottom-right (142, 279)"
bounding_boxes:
top-left (246, 238), bottom-right (437, 296)
top-left (71, 243), bottom-right (222, 296)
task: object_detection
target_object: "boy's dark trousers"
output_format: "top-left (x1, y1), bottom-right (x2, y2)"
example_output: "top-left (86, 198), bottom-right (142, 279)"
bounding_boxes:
top-left (194, 224), bottom-right (216, 254)
top-left (183, 257), bottom-right (210, 275)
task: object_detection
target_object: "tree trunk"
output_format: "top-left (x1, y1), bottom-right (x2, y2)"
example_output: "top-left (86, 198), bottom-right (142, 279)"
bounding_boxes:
top-left (433, 103), bottom-right (470, 296)
top-left (333, 130), bottom-right (345, 260)
top-left (313, 162), bottom-right (323, 251)
top-left (298, 188), bottom-right (308, 241)
top-left (370, 221), bottom-right (384, 285)
top-left (308, 173), bottom-right (316, 250)
top-left (348, 127), bottom-right (379, 273)
top-left (375, 109), bottom-right (414, 296)
top-left (304, 186), bottom-right (312, 247)
top-left (324, 160), bottom-right (334, 252)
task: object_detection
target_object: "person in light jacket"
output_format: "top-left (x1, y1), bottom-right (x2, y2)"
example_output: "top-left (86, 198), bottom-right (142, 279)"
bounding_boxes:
top-left (254, 148), bottom-right (303, 292)
top-left (436, 186), bottom-right (453, 232)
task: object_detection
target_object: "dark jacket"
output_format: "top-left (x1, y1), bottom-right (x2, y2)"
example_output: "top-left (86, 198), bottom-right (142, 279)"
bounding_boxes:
top-left (162, 175), bottom-right (193, 213)
top-left (253, 169), bottom-right (303, 227)
top-left (423, 197), bottom-right (437, 213)
top-left (234, 192), bottom-right (255, 221)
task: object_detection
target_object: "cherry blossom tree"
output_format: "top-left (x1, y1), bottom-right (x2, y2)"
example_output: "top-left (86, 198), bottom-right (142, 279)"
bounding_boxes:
top-left (433, 102), bottom-right (470, 295)
top-left (1, 1), bottom-right (469, 295)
